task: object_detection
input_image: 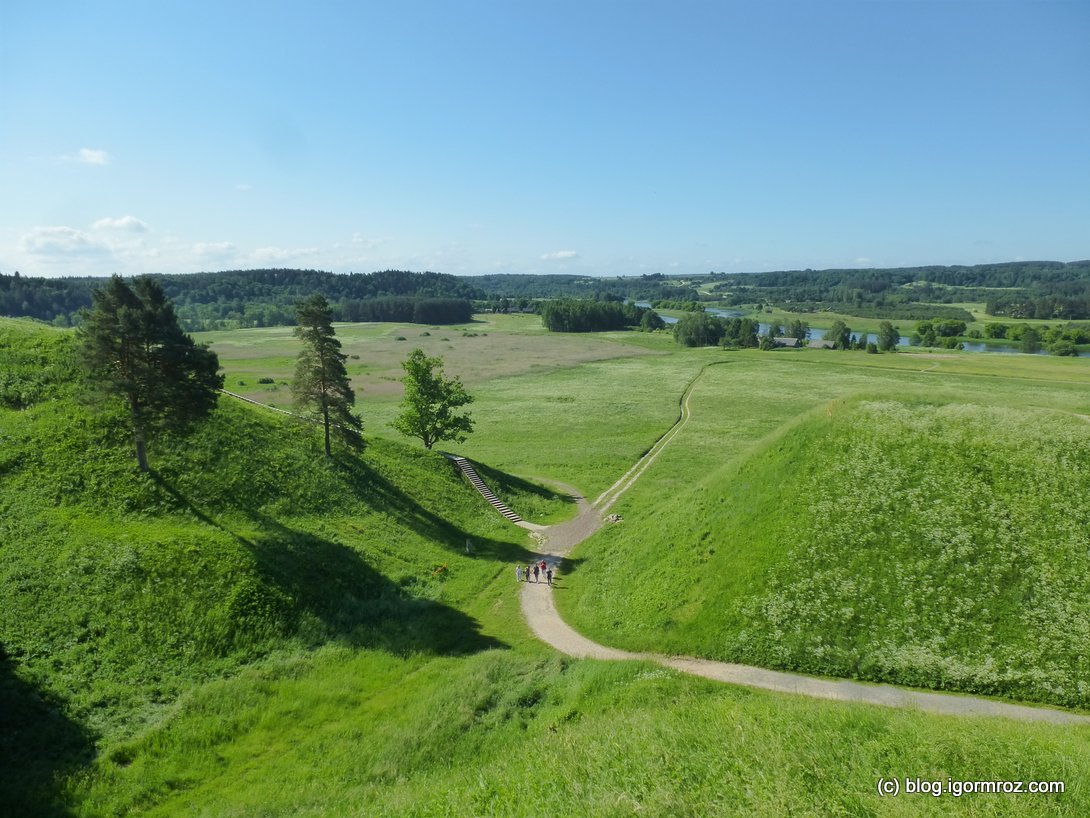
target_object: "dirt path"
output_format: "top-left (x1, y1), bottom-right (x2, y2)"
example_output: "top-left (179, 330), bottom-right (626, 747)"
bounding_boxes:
top-left (516, 374), bottom-right (1090, 726)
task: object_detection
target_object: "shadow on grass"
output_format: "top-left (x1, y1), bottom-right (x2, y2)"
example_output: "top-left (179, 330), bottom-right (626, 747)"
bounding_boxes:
top-left (149, 473), bottom-right (531, 658)
top-left (0, 650), bottom-right (93, 817)
top-left (556, 556), bottom-right (585, 576)
top-left (470, 461), bottom-right (579, 513)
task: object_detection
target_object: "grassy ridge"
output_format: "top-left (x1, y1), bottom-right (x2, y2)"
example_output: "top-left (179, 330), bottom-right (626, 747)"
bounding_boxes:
top-left (561, 367), bottom-right (1090, 708)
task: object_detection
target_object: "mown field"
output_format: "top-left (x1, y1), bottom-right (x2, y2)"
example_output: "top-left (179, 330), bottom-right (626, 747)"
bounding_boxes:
top-left (3, 316), bottom-right (1089, 816)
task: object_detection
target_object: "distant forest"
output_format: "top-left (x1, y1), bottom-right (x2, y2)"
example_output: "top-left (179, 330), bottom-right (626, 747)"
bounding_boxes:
top-left (3, 260), bottom-right (1090, 329)
top-left (712, 260), bottom-right (1090, 320)
top-left (0, 269), bottom-right (481, 330)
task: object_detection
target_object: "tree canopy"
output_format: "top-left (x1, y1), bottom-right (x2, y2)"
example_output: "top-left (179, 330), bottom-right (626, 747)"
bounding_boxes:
top-left (292, 294), bottom-right (362, 457)
top-left (393, 349), bottom-right (474, 450)
top-left (77, 275), bottom-right (223, 471)
top-left (673, 311), bottom-right (725, 347)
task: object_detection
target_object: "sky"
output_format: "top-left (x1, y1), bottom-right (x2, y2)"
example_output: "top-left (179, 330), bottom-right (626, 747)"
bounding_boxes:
top-left (1, 1), bottom-right (1088, 279)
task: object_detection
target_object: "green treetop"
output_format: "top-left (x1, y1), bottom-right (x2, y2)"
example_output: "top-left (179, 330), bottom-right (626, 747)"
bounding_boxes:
top-left (393, 348), bottom-right (474, 450)
top-left (78, 275), bottom-right (223, 472)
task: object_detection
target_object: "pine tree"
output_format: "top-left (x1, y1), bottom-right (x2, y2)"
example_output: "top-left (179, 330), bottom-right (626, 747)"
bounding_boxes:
top-left (292, 294), bottom-right (361, 456)
top-left (78, 275), bottom-right (223, 472)
top-left (393, 349), bottom-right (474, 450)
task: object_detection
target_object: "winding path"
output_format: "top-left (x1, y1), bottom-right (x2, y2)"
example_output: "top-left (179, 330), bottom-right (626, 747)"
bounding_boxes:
top-left (514, 367), bottom-right (1090, 726)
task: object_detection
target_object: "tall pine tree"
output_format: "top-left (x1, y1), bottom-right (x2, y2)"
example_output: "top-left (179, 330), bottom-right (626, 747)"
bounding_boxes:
top-left (78, 275), bottom-right (223, 472)
top-left (292, 294), bottom-right (361, 456)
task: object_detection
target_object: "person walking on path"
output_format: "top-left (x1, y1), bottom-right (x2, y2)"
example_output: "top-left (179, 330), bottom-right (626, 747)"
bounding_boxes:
top-left (546, 566), bottom-right (553, 586)
top-left (516, 565), bottom-right (523, 582)
top-left (533, 564), bottom-right (540, 583)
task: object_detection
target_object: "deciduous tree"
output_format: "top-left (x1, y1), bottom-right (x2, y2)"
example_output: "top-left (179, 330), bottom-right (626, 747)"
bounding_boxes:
top-left (877, 321), bottom-right (900, 352)
top-left (393, 349), bottom-right (474, 449)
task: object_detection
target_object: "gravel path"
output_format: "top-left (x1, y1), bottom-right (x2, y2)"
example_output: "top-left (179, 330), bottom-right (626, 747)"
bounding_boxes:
top-left (514, 370), bottom-right (1090, 726)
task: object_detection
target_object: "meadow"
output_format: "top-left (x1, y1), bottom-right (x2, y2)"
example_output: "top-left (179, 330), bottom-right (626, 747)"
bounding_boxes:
top-left (3, 315), bottom-right (1090, 815)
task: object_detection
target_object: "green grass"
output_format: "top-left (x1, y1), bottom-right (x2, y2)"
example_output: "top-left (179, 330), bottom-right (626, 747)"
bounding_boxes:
top-left (200, 315), bottom-right (703, 498)
top-left (560, 352), bottom-right (1090, 709)
top-left (5, 318), bottom-right (1090, 816)
top-left (71, 649), bottom-right (1090, 817)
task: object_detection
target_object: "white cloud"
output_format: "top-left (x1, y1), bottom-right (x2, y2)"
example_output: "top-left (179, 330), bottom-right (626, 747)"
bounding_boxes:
top-left (234, 183), bottom-right (252, 191)
top-left (854, 257), bottom-right (872, 266)
top-left (92, 215), bottom-right (149, 232)
top-left (541, 249), bottom-right (579, 261)
top-left (19, 226), bottom-right (107, 256)
top-left (60, 148), bottom-right (110, 165)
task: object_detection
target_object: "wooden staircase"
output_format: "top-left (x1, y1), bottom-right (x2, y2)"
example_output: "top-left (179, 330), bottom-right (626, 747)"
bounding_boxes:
top-left (447, 455), bottom-right (524, 524)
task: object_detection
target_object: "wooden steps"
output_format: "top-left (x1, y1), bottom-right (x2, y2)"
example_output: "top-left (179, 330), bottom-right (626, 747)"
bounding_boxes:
top-left (446, 455), bottom-right (524, 523)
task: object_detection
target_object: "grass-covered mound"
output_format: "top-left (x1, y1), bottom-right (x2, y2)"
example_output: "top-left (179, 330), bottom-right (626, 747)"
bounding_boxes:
top-left (562, 397), bottom-right (1090, 709)
top-left (0, 319), bottom-right (553, 812)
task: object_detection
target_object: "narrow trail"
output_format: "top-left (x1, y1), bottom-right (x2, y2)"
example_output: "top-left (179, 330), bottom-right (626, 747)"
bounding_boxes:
top-left (515, 368), bottom-right (1090, 726)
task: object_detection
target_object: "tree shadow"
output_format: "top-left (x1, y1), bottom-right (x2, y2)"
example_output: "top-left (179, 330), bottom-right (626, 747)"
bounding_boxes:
top-left (149, 472), bottom-right (534, 657)
top-left (470, 462), bottom-right (579, 508)
top-left (327, 455), bottom-right (542, 565)
top-left (244, 512), bottom-right (508, 656)
top-left (0, 650), bottom-right (94, 817)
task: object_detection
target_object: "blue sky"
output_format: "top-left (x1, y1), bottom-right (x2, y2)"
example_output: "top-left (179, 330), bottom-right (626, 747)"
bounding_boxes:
top-left (2, 1), bottom-right (1087, 278)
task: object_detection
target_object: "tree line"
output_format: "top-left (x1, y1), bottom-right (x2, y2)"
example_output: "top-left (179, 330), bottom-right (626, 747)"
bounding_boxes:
top-left (539, 299), bottom-right (663, 332)
top-left (709, 261), bottom-right (1090, 320)
top-left (672, 312), bottom-right (902, 353)
top-left (0, 269), bottom-right (482, 329)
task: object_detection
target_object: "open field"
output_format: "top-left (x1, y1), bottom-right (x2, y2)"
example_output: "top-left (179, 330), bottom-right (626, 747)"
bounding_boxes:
top-left (4, 317), bottom-right (1090, 815)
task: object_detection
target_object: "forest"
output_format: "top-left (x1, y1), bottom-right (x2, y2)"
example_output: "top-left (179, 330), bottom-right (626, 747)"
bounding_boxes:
top-left (712, 260), bottom-right (1090, 320)
top-left (538, 298), bottom-right (658, 332)
top-left (0, 269), bottom-right (480, 329)
top-left (4, 260), bottom-right (1090, 329)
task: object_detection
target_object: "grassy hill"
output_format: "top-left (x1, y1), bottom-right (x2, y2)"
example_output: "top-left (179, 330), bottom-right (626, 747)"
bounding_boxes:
top-left (0, 318), bottom-right (554, 812)
top-left (4, 318), bottom-right (1090, 816)
top-left (561, 380), bottom-right (1090, 709)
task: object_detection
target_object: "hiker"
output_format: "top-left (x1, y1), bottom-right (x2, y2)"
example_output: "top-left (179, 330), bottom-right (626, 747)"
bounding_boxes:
top-left (525, 564), bottom-right (532, 583)
top-left (533, 564), bottom-right (540, 582)
top-left (546, 566), bottom-right (553, 586)
top-left (516, 565), bottom-right (522, 582)
top-left (539, 559), bottom-right (547, 575)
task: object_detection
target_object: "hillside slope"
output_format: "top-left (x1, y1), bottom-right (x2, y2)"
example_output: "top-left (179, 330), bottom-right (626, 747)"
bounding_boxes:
top-left (0, 318), bottom-right (547, 811)
top-left (562, 395), bottom-right (1090, 709)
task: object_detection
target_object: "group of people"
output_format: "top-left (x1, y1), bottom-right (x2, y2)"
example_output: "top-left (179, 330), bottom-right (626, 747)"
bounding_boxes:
top-left (517, 559), bottom-right (554, 586)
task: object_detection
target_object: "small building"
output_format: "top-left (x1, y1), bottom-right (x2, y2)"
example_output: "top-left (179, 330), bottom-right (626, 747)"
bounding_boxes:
top-left (808, 339), bottom-right (835, 349)
top-left (774, 337), bottom-right (800, 348)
